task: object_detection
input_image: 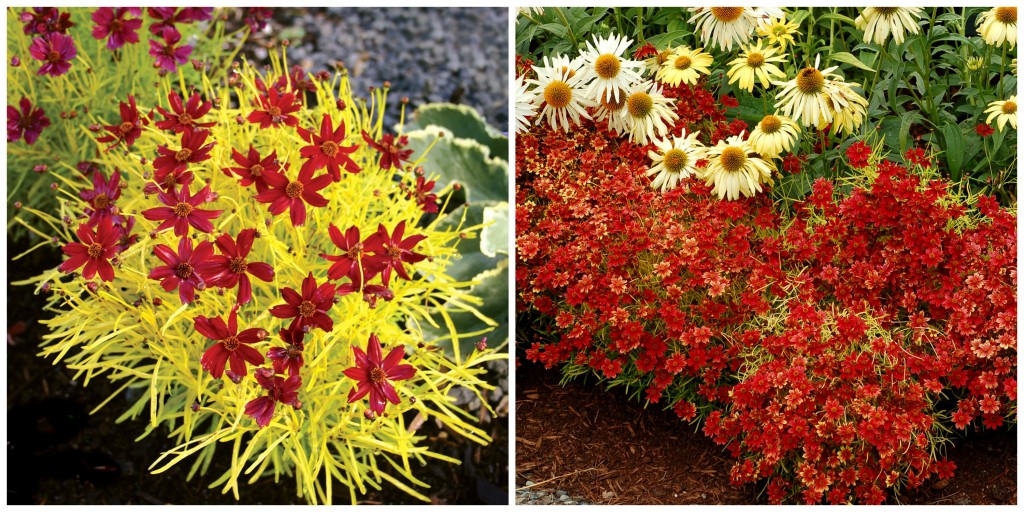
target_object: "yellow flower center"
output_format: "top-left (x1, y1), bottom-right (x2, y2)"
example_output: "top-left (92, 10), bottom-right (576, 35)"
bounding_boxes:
top-left (657, 49), bottom-right (674, 66)
top-left (249, 164), bottom-right (264, 176)
top-left (711, 7), bottom-right (745, 22)
top-left (1002, 100), bottom-right (1017, 114)
top-left (674, 55), bottom-right (692, 70)
top-left (874, 7), bottom-right (900, 16)
top-left (119, 121), bottom-right (134, 134)
top-left (995, 7), bottom-right (1016, 24)
top-left (772, 25), bottom-right (788, 37)
top-left (268, 106), bottom-right (282, 117)
top-left (594, 54), bottom-right (621, 79)
top-left (87, 242), bottom-right (104, 259)
top-left (720, 146), bottom-right (748, 173)
top-left (796, 67), bottom-right (825, 94)
top-left (173, 202), bottom-right (193, 217)
top-left (759, 115), bottom-right (783, 134)
top-left (599, 90), bottom-right (627, 112)
top-left (544, 80), bottom-right (572, 109)
top-left (177, 113), bottom-right (193, 126)
top-left (627, 91), bottom-right (654, 118)
top-left (663, 149), bottom-right (689, 173)
top-left (320, 140), bottom-right (339, 158)
top-left (746, 52), bottom-right (765, 68)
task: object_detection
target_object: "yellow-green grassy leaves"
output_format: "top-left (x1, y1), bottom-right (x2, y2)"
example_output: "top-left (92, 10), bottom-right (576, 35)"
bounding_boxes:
top-left (16, 51), bottom-right (505, 504)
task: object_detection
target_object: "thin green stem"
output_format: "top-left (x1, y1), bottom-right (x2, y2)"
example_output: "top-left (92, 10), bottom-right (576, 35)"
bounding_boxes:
top-left (554, 8), bottom-right (578, 52)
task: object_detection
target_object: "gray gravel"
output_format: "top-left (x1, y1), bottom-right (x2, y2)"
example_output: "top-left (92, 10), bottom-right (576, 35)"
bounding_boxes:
top-left (516, 483), bottom-right (592, 506)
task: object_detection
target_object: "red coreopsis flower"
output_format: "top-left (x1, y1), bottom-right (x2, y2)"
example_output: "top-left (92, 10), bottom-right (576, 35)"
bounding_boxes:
top-left (298, 114), bottom-right (361, 181)
top-left (155, 91), bottom-right (215, 133)
top-left (267, 325), bottom-right (305, 377)
top-left (91, 7), bottom-right (143, 50)
top-left (97, 95), bottom-right (146, 150)
top-left (782, 153), bottom-right (806, 175)
top-left (321, 224), bottom-right (366, 281)
top-left (244, 7), bottom-right (274, 32)
top-left (148, 237), bottom-right (219, 304)
top-left (153, 127), bottom-right (215, 176)
top-left (149, 26), bottom-right (192, 72)
top-left (142, 183), bottom-right (223, 237)
top-left (59, 217), bottom-right (120, 282)
top-left (223, 146), bottom-right (280, 193)
top-left (845, 141), bottom-right (871, 169)
top-left (361, 131), bottom-right (413, 171)
top-left (208, 228), bottom-right (275, 305)
top-left (269, 272), bottom-right (337, 333)
top-left (363, 221), bottom-right (428, 286)
top-left (633, 42), bottom-right (658, 60)
top-left (343, 333), bottom-right (416, 416)
top-left (179, 8), bottom-right (213, 22)
top-left (80, 169), bottom-right (122, 227)
top-left (29, 32), bottom-right (76, 77)
top-left (7, 97), bottom-right (50, 145)
top-left (244, 367), bottom-right (301, 428)
top-left (975, 123), bottom-right (995, 137)
top-left (254, 165), bottom-right (332, 227)
top-left (336, 270), bottom-right (395, 308)
top-left (20, 8), bottom-right (74, 35)
top-left (112, 215), bottom-right (138, 253)
top-left (246, 87), bottom-right (301, 129)
top-left (408, 176), bottom-right (439, 214)
top-left (904, 147), bottom-right (932, 168)
top-left (146, 8), bottom-right (187, 36)
top-left (197, 306), bottom-right (267, 379)
top-left (720, 95), bottom-right (739, 108)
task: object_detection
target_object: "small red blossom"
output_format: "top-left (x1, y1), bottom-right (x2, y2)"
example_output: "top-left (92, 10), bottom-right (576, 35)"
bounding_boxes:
top-left (975, 123), bottom-right (995, 137)
top-left (361, 130), bottom-right (413, 171)
top-left (269, 272), bottom-right (337, 333)
top-left (91, 7), bottom-right (143, 50)
top-left (97, 95), bottom-right (146, 150)
top-left (148, 237), bottom-right (219, 304)
top-left (153, 127), bottom-right (215, 177)
top-left (20, 8), bottom-right (74, 36)
top-left (59, 217), bottom-right (120, 282)
top-left (336, 271), bottom-right (395, 308)
top-left (633, 42), bottom-right (658, 60)
top-left (196, 306), bottom-right (266, 379)
top-left (321, 224), bottom-right (367, 281)
top-left (246, 87), bottom-right (301, 129)
top-left (80, 170), bottom-right (122, 227)
top-left (146, 8), bottom-right (187, 36)
top-left (148, 26), bottom-right (192, 72)
top-left (408, 176), bottom-right (439, 214)
top-left (29, 32), bottom-right (76, 77)
top-left (244, 7), bottom-right (274, 32)
top-left (244, 367), bottom-right (301, 428)
top-left (267, 325), bottom-right (305, 377)
top-left (343, 333), bottom-right (416, 415)
top-left (208, 228), bottom-right (275, 305)
top-left (362, 221), bottom-right (428, 286)
top-left (112, 215), bottom-right (138, 253)
top-left (782, 153), bottom-right (806, 175)
top-left (223, 146), bottom-right (279, 193)
top-left (298, 114), bottom-right (361, 181)
top-left (720, 95), bottom-right (739, 108)
top-left (845, 141), bottom-right (871, 169)
top-left (142, 183), bottom-right (222, 237)
top-left (155, 91), bottom-right (215, 133)
top-left (179, 8), bottom-right (213, 23)
top-left (254, 165), bottom-right (332, 227)
top-left (7, 97), bottom-right (50, 145)
top-left (904, 147), bottom-right (932, 168)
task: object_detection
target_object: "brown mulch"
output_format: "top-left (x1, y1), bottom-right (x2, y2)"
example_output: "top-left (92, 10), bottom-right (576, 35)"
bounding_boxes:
top-left (515, 359), bottom-right (1017, 505)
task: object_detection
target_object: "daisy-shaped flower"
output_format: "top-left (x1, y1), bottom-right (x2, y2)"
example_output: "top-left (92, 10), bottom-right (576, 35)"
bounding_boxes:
top-left (152, 127), bottom-right (215, 177)
top-left (855, 8), bottom-right (923, 46)
top-left (148, 237), bottom-right (219, 304)
top-left (90, 7), bottom-right (143, 50)
top-left (748, 114), bottom-right (800, 158)
top-left (594, 88), bottom-right (630, 135)
top-left (7, 97), bottom-right (50, 145)
top-left (254, 165), bottom-right (332, 227)
top-left (362, 221), bottom-right (428, 287)
top-left (223, 146), bottom-right (279, 193)
top-left (515, 75), bottom-right (538, 134)
top-left (689, 7), bottom-right (782, 51)
top-left (146, 7), bottom-right (187, 35)
top-left (58, 217), bottom-right (120, 282)
top-left (580, 32), bottom-right (645, 104)
top-left (155, 90), bottom-right (215, 133)
top-left (208, 228), bottom-right (275, 305)
top-left (29, 32), bottom-right (76, 77)
top-left (756, 16), bottom-right (801, 50)
top-left (726, 40), bottom-right (787, 92)
top-left (985, 95), bottom-right (1017, 131)
top-left (270, 272), bottom-right (337, 333)
top-left (526, 54), bottom-right (595, 132)
top-left (977, 7), bottom-right (1017, 48)
top-left (321, 224), bottom-right (367, 281)
top-left (621, 81), bottom-right (679, 146)
top-left (773, 55), bottom-right (844, 128)
top-left (361, 130), bottom-right (413, 171)
top-left (197, 306), bottom-right (266, 379)
top-left (80, 169), bottom-right (121, 227)
top-left (298, 114), bottom-right (361, 181)
top-left (142, 183), bottom-right (223, 237)
top-left (247, 87), bottom-right (301, 128)
top-left (647, 129), bottom-right (705, 192)
top-left (819, 82), bottom-right (869, 136)
top-left (148, 26), bottom-right (192, 72)
top-left (20, 8), bottom-right (75, 36)
top-left (244, 368), bottom-right (301, 428)
top-left (698, 133), bottom-right (776, 200)
top-left (343, 333), bottom-right (416, 416)
top-left (267, 325), bottom-right (305, 377)
top-left (97, 95), bottom-right (145, 150)
top-left (655, 46), bottom-right (713, 87)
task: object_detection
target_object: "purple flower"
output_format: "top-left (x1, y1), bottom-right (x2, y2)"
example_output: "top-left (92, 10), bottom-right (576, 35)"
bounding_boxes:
top-left (29, 32), bottom-right (76, 77)
top-left (7, 97), bottom-right (50, 145)
top-left (148, 27), bottom-right (192, 72)
top-left (91, 7), bottom-right (143, 50)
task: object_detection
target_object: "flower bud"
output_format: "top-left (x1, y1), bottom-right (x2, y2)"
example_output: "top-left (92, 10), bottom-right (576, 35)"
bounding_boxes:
top-left (33, 164), bottom-right (47, 173)
top-left (50, 183), bottom-right (58, 191)
top-left (11, 56), bottom-right (20, 67)
top-left (364, 409), bottom-right (376, 420)
top-left (336, 99), bottom-right (346, 111)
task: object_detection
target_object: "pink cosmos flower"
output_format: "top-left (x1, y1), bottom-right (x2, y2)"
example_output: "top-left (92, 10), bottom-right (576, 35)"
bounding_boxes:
top-left (343, 333), bottom-right (416, 416)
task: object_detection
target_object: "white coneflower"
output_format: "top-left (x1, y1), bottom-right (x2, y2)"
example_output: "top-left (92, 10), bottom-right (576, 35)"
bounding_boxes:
top-left (726, 40), bottom-right (787, 92)
top-left (515, 75), bottom-right (538, 134)
top-left (526, 55), bottom-right (595, 132)
top-left (854, 8), bottom-right (924, 45)
top-left (698, 133), bottom-right (776, 200)
top-left (748, 114), bottom-right (799, 158)
top-left (594, 88), bottom-right (631, 135)
top-left (773, 55), bottom-right (845, 128)
top-left (646, 128), bottom-right (705, 192)
top-left (655, 46), bottom-right (714, 87)
top-left (978, 7), bottom-right (1017, 48)
top-left (580, 32), bottom-right (645, 104)
top-left (985, 95), bottom-right (1017, 131)
top-left (620, 81), bottom-right (679, 146)
top-left (689, 7), bottom-right (783, 51)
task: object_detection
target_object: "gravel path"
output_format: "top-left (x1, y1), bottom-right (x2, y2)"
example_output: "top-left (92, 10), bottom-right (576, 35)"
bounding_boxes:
top-left (516, 483), bottom-right (592, 506)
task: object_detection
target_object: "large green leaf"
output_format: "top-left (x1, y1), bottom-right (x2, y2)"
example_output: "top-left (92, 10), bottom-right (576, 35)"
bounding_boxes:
top-left (405, 103), bottom-right (508, 162)
top-left (423, 261), bottom-right (509, 360)
top-left (435, 201), bottom-right (502, 283)
top-left (404, 125), bottom-right (509, 203)
top-left (941, 122), bottom-right (966, 181)
top-left (480, 202), bottom-right (509, 258)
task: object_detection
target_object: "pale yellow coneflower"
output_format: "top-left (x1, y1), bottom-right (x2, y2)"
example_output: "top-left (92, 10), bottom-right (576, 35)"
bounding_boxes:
top-left (978, 7), bottom-right (1017, 48)
top-left (579, 32), bottom-right (645, 104)
top-left (985, 95), bottom-right (1017, 131)
top-left (656, 46), bottom-right (714, 87)
top-left (756, 16), bottom-right (801, 50)
top-left (525, 55), bottom-right (595, 132)
top-left (689, 7), bottom-right (784, 51)
top-left (726, 40), bottom-right (787, 92)
top-left (698, 133), bottom-right (776, 200)
top-left (748, 113), bottom-right (800, 158)
top-left (646, 128), bottom-right (705, 192)
top-left (854, 7), bottom-right (924, 45)
top-left (620, 81), bottom-right (679, 146)
top-left (514, 75), bottom-right (538, 134)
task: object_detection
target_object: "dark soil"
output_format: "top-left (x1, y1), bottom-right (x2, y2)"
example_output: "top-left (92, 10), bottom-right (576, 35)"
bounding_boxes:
top-left (515, 359), bottom-right (1017, 505)
top-left (6, 240), bottom-right (507, 505)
